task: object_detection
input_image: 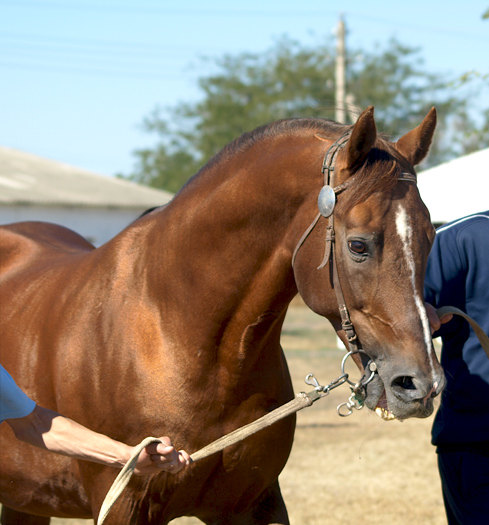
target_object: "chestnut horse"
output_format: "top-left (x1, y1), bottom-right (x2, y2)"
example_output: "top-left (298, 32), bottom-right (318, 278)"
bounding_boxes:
top-left (0, 107), bottom-right (444, 524)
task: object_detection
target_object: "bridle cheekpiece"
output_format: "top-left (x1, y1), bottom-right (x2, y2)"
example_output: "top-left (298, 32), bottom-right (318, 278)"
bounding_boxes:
top-left (292, 131), bottom-right (419, 371)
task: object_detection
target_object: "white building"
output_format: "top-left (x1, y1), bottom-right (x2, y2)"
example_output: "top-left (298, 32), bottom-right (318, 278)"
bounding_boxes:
top-left (418, 148), bottom-right (489, 226)
top-left (0, 147), bottom-right (173, 246)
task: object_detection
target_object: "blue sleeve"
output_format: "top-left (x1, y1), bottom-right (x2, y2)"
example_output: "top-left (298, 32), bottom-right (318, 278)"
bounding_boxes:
top-left (424, 226), bottom-right (467, 338)
top-left (0, 364), bottom-right (36, 422)
top-left (424, 226), bottom-right (466, 307)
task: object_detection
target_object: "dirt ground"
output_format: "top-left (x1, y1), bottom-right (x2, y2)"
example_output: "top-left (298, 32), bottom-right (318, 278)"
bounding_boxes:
top-left (46, 305), bottom-right (445, 524)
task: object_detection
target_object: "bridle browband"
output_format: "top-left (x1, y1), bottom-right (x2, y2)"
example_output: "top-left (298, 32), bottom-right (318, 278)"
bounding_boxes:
top-left (291, 131), bottom-right (417, 358)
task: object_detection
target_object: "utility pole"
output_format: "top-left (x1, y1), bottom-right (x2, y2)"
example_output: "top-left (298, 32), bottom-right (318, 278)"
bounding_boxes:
top-left (335, 16), bottom-right (346, 124)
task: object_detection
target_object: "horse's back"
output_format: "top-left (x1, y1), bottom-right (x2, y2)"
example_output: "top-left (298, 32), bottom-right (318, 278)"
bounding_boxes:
top-left (0, 221), bottom-right (94, 277)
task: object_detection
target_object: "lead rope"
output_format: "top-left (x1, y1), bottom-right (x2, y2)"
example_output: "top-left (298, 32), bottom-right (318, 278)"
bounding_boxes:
top-left (97, 387), bottom-right (325, 524)
top-left (436, 306), bottom-right (489, 357)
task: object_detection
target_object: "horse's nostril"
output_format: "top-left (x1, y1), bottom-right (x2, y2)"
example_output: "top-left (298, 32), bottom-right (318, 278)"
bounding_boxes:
top-left (390, 374), bottom-right (443, 406)
top-left (392, 375), bottom-right (416, 390)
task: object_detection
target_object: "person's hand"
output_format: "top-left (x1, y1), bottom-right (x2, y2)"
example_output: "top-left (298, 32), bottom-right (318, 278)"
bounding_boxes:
top-left (133, 437), bottom-right (191, 475)
top-left (425, 303), bottom-right (453, 334)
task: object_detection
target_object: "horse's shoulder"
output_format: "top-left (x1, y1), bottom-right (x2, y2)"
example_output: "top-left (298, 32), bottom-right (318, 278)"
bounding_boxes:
top-left (0, 221), bottom-right (94, 276)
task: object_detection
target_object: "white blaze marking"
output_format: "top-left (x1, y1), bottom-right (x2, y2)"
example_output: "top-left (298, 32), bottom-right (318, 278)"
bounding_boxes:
top-left (395, 205), bottom-right (436, 376)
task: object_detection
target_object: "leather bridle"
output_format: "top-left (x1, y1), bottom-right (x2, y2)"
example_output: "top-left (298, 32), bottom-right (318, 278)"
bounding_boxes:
top-left (291, 131), bottom-right (417, 358)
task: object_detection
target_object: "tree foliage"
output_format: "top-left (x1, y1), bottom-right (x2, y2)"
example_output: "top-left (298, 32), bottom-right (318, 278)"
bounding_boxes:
top-left (122, 36), bottom-right (489, 193)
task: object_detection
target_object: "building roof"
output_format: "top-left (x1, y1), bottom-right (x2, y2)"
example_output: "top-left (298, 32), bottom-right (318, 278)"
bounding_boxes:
top-left (0, 146), bottom-right (173, 208)
top-left (418, 148), bottom-right (489, 224)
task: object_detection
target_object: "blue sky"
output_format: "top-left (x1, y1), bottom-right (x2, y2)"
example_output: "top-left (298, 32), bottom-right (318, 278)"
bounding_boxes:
top-left (1, 1), bottom-right (488, 178)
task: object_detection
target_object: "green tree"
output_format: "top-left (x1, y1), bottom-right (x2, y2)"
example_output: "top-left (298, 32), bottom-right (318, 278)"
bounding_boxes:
top-left (122, 36), bottom-right (487, 193)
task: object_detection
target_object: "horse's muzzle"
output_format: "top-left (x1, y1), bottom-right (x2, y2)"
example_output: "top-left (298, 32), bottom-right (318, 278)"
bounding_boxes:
top-left (364, 367), bottom-right (446, 420)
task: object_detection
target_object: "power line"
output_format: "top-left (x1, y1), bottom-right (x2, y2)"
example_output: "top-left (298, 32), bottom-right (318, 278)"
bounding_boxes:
top-left (345, 11), bottom-right (489, 43)
top-left (0, 31), bottom-right (208, 56)
top-left (2, 1), bottom-right (340, 17)
top-left (4, 42), bottom-right (189, 64)
top-left (0, 59), bottom-right (197, 80)
top-left (0, 31), bottom-right (218, 80)
top-left (2, 2), bottom-right (488, 42)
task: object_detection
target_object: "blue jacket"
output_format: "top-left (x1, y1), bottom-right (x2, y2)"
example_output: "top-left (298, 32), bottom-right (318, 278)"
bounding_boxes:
top-left (0, 364), bottom-right (36, 422)
top-left (424, 211), bottom-right (489, 446)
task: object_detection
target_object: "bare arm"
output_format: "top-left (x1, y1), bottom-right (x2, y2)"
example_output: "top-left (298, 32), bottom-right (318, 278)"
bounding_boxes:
top-left (6, 405), bottom-right (190, 475)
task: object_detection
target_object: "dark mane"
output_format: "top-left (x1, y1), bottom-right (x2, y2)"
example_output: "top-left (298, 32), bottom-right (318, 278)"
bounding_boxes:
top-left (186, 118), bottom-right (401, 206)
top-left (225, 118), bottom-right (347, 156)
top-left (199, 118), bottom-right (349, 174)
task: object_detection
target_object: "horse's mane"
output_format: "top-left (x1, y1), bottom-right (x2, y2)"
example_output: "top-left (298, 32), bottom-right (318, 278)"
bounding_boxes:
top-left (207, 118), bottom-right (347, 169)
top-left (185, 118), bottom-right (400, 204)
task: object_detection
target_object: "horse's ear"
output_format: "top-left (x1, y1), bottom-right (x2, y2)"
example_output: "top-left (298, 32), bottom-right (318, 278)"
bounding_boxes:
top-left (344, 106), bottom-right (377, 171)
top-left (396, 107), bottom-right (437, 166)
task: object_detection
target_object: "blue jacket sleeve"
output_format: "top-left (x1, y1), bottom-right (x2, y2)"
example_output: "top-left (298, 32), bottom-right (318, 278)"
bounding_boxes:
top-left (424, 226), bottom-right (467, 338)
top-left (0, 364), bottom-right (36, 422)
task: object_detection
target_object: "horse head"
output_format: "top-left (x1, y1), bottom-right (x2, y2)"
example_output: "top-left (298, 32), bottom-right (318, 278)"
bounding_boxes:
top-left (293, 106), bottom-right (444, 420)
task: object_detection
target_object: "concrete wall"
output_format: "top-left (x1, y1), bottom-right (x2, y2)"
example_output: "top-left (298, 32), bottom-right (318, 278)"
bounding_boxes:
top-left (0, 205), bottom-right (148, 246)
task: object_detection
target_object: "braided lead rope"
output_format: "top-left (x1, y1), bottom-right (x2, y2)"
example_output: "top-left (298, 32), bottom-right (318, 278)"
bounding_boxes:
top-left (97, 389), bottom-right (322, 524)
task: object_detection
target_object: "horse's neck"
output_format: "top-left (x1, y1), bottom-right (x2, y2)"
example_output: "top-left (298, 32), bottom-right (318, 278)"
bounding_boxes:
top-left (140, 139), bottom-right (319, 349)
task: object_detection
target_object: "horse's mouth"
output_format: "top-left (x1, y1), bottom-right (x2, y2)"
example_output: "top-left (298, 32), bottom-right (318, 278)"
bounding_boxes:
top-left (374, 389), bottom-right (396, 421)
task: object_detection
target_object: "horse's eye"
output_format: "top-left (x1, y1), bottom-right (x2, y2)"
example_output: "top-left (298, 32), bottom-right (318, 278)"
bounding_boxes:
top-left (348, 240), bottom-right (367, 255)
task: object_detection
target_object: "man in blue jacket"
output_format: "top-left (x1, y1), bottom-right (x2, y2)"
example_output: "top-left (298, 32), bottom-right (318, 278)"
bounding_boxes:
top-left (424, 210), bottom-right (489, 525)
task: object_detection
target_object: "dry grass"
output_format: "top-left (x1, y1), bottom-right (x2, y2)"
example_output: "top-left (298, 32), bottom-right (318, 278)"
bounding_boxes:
top-left (47, 306), bottom-right (445, 524)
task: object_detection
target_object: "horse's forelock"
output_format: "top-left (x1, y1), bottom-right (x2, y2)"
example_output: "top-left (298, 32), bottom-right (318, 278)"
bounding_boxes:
top-left (341, 139), bottom-right (402, 209)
